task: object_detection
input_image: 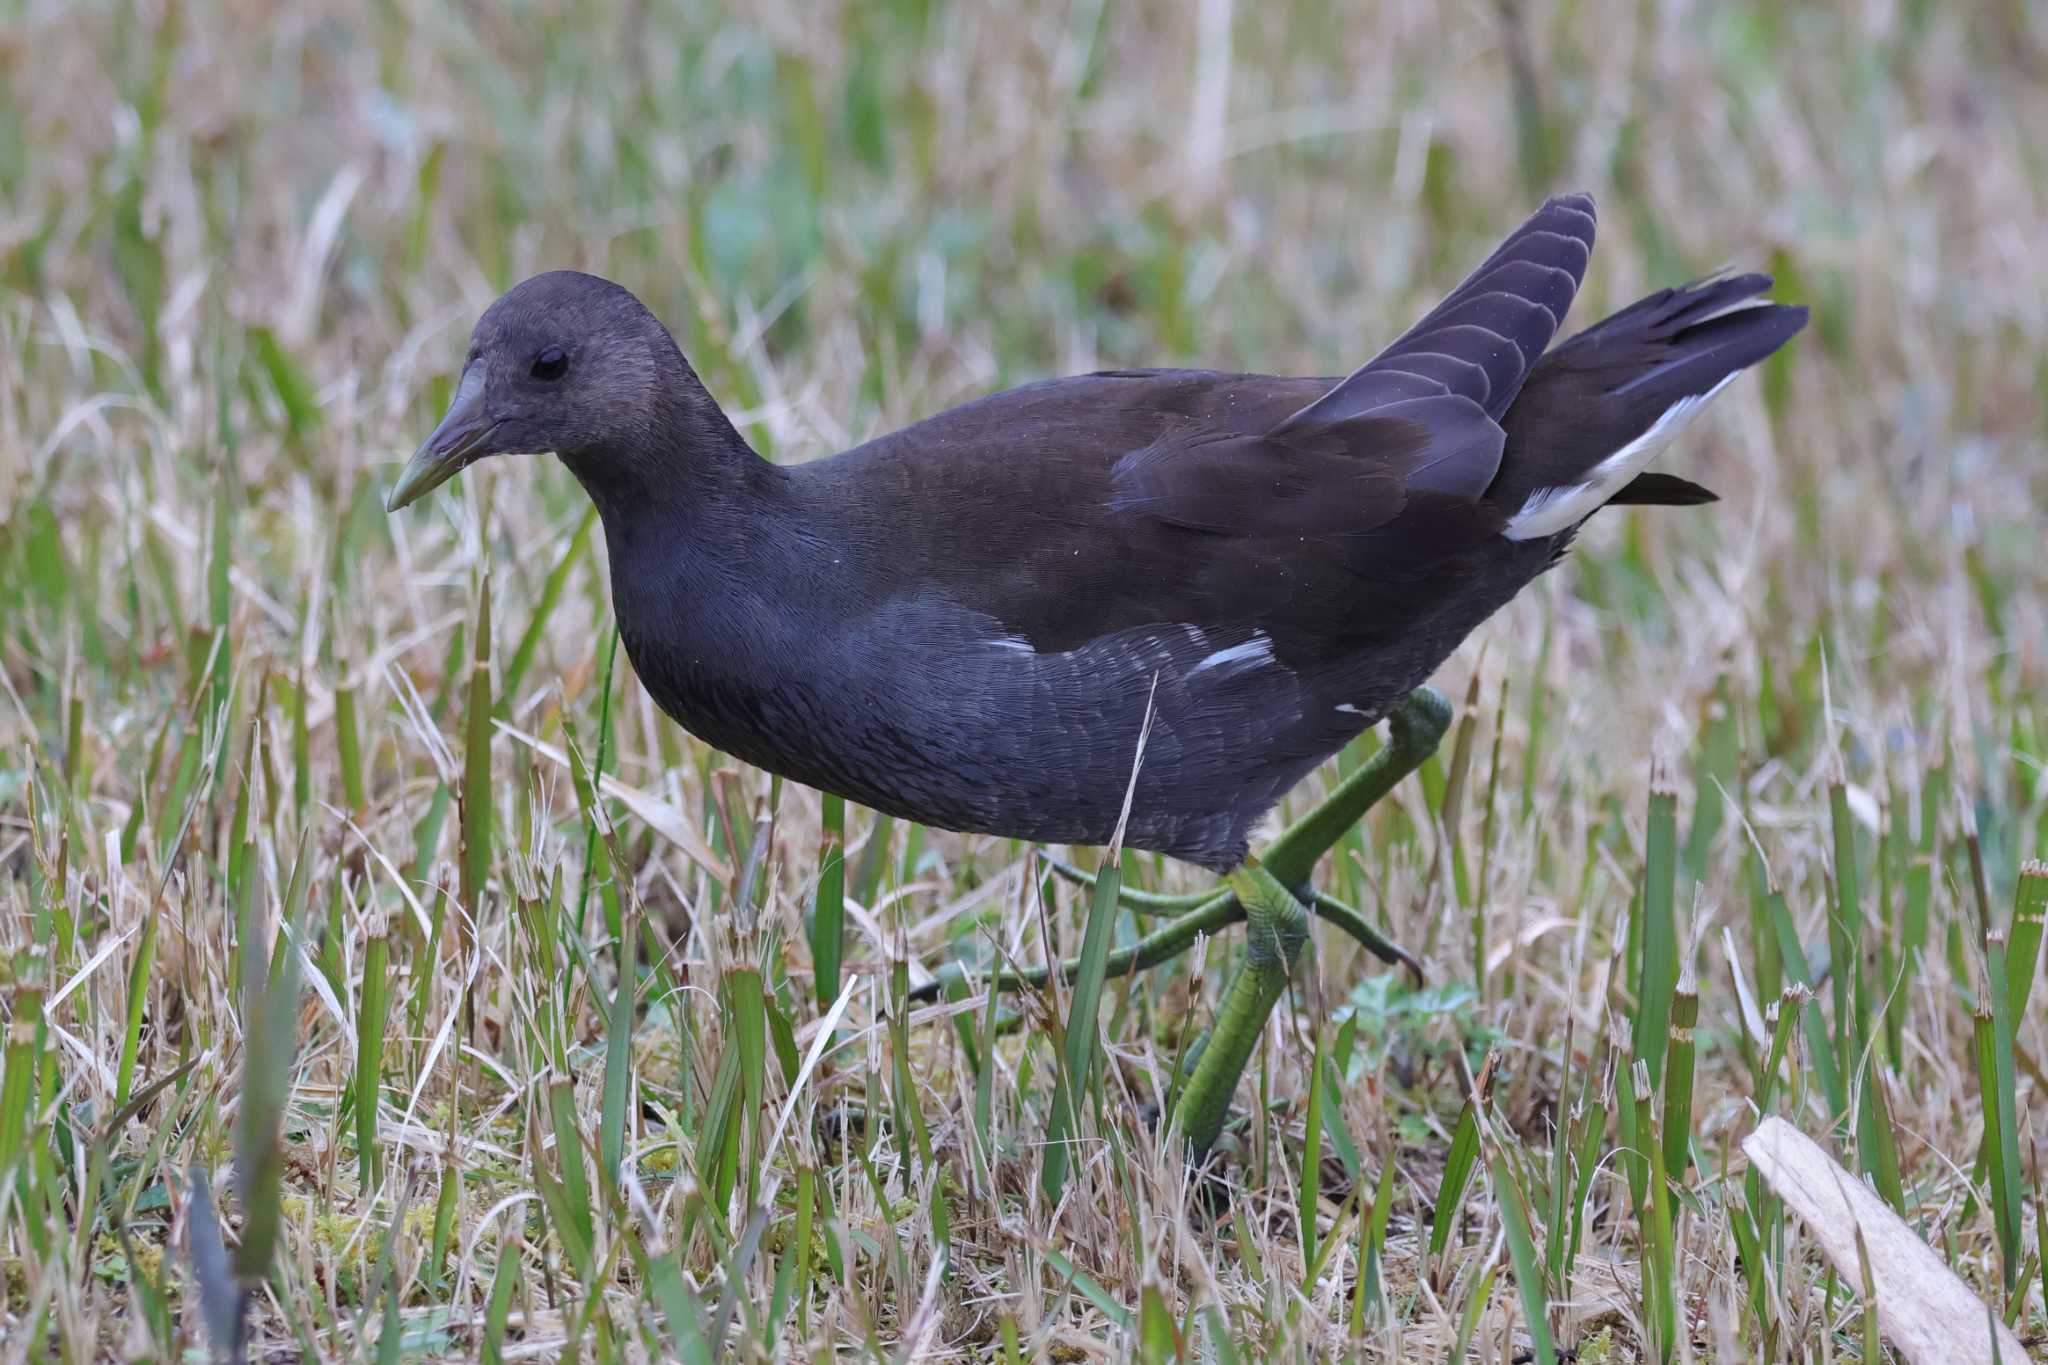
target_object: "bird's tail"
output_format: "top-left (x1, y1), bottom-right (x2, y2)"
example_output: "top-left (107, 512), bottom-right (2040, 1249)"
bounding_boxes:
top-left (1490, 273), bottom-right (1807, 539)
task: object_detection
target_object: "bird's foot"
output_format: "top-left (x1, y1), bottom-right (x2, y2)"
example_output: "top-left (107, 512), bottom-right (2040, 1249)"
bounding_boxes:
top-left (1036, 684), bottom-right (1451, 928)
top-left (1169, 688), bottom-right (1449, 1156)
top-left (1295, 884), bottom-right (1425, 988)
top-left (907, 687), bottom-right (1448, 1010)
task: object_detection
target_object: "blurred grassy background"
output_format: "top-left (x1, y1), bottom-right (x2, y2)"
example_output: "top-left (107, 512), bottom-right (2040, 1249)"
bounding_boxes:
top-left (2, 0), bottom-right (2046, 1359)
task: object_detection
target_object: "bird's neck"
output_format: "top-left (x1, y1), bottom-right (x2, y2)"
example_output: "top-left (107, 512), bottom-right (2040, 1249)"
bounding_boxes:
top-left (558, 399), bottom-right (811, 689)
top-left (558, 423), bottom-right (782, 536)
top-left (554, 350), bottom-right (793, 540)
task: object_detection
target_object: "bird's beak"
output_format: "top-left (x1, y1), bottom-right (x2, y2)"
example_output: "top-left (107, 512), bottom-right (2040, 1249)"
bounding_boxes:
top-left (387, 361), bottom-right (498, 512)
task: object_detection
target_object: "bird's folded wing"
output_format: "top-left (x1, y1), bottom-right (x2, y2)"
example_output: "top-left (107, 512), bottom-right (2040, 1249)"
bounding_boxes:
top-left (1106, 391), bottom-right (1503, 538)
top-left (1107, 194), bottom-right (1598, 541)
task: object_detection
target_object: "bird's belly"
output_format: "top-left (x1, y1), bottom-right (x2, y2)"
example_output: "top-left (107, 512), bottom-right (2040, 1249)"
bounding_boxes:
top-left (620, 619), bottom-right (1341, 870)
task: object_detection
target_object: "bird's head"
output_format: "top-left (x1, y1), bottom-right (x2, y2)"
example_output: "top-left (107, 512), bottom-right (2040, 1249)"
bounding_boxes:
top-left (387, 271), bottom-right (720, 512)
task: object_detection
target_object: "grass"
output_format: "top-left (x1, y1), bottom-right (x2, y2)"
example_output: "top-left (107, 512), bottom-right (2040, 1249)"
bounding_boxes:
top-left (3, 0), bottom-right (2047, 1358)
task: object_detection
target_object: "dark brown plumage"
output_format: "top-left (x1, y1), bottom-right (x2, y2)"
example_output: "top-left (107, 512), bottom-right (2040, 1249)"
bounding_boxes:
top-left (389, 192), bottom-right (1805, 870)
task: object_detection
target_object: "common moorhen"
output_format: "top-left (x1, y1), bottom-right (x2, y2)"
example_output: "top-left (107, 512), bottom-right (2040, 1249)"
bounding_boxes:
top-left (389, 192), bottom-right (1804, 1153)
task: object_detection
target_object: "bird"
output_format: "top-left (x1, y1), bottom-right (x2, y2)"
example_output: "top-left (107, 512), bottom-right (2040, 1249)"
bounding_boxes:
top-left (388, 192), bottom-right (1804, 881)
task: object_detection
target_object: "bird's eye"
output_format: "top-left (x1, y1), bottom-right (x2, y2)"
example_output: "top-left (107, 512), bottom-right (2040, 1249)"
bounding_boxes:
top-left (531, 346), bottom-right (569, 381)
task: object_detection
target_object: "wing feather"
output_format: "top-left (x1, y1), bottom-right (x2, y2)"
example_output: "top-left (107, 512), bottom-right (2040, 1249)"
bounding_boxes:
top-left (1282, 192), bottom-right (1598, 429)
top-left (1105, 195), bottom-right (1604, 544)
top-left (1107, 391), bottom-right (1505, 538)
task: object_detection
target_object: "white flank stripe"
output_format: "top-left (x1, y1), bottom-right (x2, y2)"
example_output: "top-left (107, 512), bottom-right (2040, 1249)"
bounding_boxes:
top-left (1503, 372), bottom-right (1737, 540)
top-left (1188, 632), bottom-right (1274, 677)
top-left (988, 636), bottom-right (1035, 653)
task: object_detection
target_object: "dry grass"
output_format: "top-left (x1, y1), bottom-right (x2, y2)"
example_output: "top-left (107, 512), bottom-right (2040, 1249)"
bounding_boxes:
top-left (2, 0), bottom-right (2046, 1359)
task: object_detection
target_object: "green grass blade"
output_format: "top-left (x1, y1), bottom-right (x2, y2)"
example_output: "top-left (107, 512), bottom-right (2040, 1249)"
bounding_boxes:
top-left (0, 989), bottom-right (43, 1200)
top-left (460, 575), bottom-right (494, 951)
top-left (727, 964), bottom-right (768, 1206)
top-left (600, 902), bottom-right (636, 1191)
top-left (480, 1232), bottom-right (523, 1365)
top-left (233, 830), bottom-right (311, 1286)
top-left (1981, 933), bottom-right (2024, 1292)
top-left (1767, 889), bottom-right (1847, 1119)
top-left (1431, 1073), bottom-right (1485, 1261)
top-left (1754, 986), bottom-right (1805, 1115)
top-left (1856, 1059), bottom-right (1905, 1214)
top-left (335, 670), bottom-right (365, 813)
top-left (647, 1251), bottom-right (716, 1365)
top-left (1136, 1281), bottom-right (1180, 1364)
top-left (1659, 975), bottom-right (1698, 1181)
top-left (182, 1167), bottom-right (246, 1364)
top-left (812, 792), bottom-right (846, 1007)
top-left (2007, 863), bottom-right (2045, 1024)
top-left (1355, 1151), bottom-right (1396, 1329)
top-left (1043, 1245), bottom-right (1133, 1331)
top-left (1043, 850), bottom-right (1122, 1201)
top-left (428, 1163), bottom-right (460, 1296)
top-left (794, 1165), bottom-right (816, 1340)
top-left (355, 930), bottom-right (392, 1193)
top-left (697, 1043), bottom-right (743, 1210)
top-left (1638, 1060), bottom-right (1676, 1363)
top-left (1297, 1024), bottom-right (1327, 1276)
top-left (1633, 784), bottom-right (1680, 1087)
top-left (1451, 1259), bottom-right (1501, 1361)
top-left (545, 1079), bottom-right (597, 1282)
top-left (113, 910), bottom-right (158, 1111)
top-left (1487, 1135), bottom-right (1558, 1364)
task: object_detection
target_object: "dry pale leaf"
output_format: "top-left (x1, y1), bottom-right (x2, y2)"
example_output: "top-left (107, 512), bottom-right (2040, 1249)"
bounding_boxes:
top-left (1742, 1116), bottom-right (2027, 1364)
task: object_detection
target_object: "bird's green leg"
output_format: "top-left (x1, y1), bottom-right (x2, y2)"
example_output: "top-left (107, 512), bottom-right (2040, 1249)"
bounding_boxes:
top-left (906, 686), bottom-right (1449, 1153)
top-left (1259, 685), bottom-right (1453, 890)
top-left (1040, 858), bottom-right (1217, 917)
top-left (1039, 685), bottom-right (1453, 919)
top-left (1174, 860), bottom-right (1311, 1155)
top-left (1176, 687), bottom-right (1451, 1156)
top-left (905, 886), bottom-right (1414, 1005)
top-left (907, 892), bottom-right (1238, 1004)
